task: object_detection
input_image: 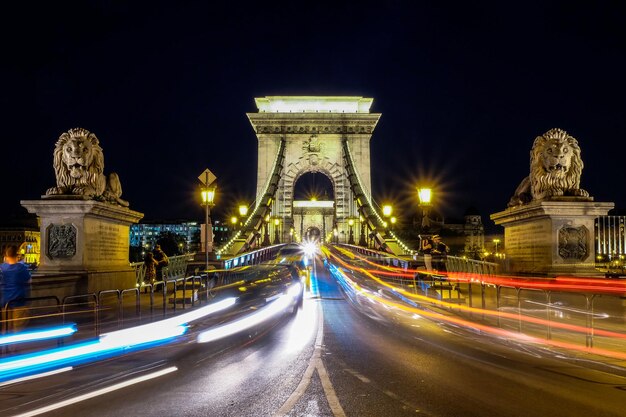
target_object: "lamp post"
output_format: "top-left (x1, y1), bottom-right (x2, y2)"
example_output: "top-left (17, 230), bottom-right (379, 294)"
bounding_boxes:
top-left (358, 215), bottom-right (367, 246)
top-left (262, 214), bottom-right (271, 246)
top-left (382, 205), bottom-right (392, 237)
top-left (201, 186), bottom-right (216, 271)
top-left (417, 187), bottom-right (432, 232)
top-left (238, 205), bottom-right (248, 222)
top-left (493, 238), bottom-right (500, 255)
top-left (289, 227), bottom-right (294, 243)
top-left (348, 218), bottom-right (355, 244)
top-left (230, 216), bottom-right (238, 238)
top-left (273, 218), bottom-right (281, 244)
top-left (390, 216), bottom-right (396, 233)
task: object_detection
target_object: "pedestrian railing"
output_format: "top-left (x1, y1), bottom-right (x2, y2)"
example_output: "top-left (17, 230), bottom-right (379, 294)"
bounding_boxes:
top-left (131, 254), bottom-right (192, 286)
top-left (342, 252), bottom-right (626, 351)
top-left (222, 244), bottom-right (284, 269)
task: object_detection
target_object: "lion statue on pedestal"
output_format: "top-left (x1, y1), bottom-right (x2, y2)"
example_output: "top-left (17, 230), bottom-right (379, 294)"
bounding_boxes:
top-left (508, 128), bottom-right (589, 207)
top-left (45, 127), bottom-right (129, 207)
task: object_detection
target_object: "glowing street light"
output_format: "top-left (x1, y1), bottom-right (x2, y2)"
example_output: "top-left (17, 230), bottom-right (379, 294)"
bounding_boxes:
top-left (417, 187), bottom-right (432, 232)
top-left (348, 218), bottom-right (355, 244)
top-left (273, 218), bottom-right (281, 244)
top-left (358, 215), bottom-right (367, 247)
top-left (493, 238), bottom-right (501, 254)
top-left (417, 188), bottom-right (432, 205)
top-left (382, 205), bottom-right (393, 237)
top-left (238, 205), bottom-right (249, 218)
top-left (262, 214), bottom-right (271, 246)
top-left (201, 186), bottom-right (216, 271)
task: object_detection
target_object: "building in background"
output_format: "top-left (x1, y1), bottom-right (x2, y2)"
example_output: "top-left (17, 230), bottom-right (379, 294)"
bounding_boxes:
top-left (130, 220), bottom-right (202, 253)
top-left (596, 215), bottom-right (626, 261)
top-left (443, 207), bottom-right (486, 258)
top-left (0, 216), bottom-right (40, 267)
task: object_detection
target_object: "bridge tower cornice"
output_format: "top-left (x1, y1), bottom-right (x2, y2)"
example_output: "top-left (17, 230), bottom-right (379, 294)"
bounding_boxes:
top-left (246, 112), bottom-right (381, 135)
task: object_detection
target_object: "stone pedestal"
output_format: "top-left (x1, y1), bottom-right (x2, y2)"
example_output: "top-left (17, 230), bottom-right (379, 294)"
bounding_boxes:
top-left (490, 199), bottom-right (614, 276)
top-left (21, 198), bottom-right (144, 293)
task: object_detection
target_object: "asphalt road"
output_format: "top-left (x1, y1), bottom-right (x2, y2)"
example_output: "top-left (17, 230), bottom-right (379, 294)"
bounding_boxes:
top-left (3, 255), bottom-right (626, 417)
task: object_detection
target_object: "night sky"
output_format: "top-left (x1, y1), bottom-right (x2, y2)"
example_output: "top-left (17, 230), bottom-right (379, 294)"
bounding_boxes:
top-left (2, 1), bottom-right (626, 232)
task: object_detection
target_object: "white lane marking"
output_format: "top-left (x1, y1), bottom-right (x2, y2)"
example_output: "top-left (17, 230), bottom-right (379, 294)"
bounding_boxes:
top-left (343, 368), bottom-right (371, 384)
top-left (11, 366), bottom-right (178, 417)
top-left (273, 300), bottom-right (346, 417)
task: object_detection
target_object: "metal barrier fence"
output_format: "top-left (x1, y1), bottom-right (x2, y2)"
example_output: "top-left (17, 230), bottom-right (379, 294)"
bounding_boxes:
top-left (131, 254), bottom-right (192, 286)
top-left (445, 255), bottom-right (498, 277)
top-left (0, 273), bottom-right (218, 353)
top-left (357, 259), bottom-right (626, 350)
top-left (222, 244), bottom-right (284, 269)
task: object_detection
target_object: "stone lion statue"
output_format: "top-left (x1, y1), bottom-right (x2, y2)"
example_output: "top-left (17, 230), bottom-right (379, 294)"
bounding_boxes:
top-left (45, 127), bottom-right (129, 207)
top-left (508, 128), bottom-right (589, 207)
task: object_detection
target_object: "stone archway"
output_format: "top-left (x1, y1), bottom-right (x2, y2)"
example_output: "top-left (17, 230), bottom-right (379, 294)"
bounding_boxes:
top-left (248, 96), bottom-right (381, 243)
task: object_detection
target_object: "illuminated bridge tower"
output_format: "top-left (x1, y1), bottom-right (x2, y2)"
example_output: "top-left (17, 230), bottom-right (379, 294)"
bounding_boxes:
top-left (248, 96), bottom-right (380, 246)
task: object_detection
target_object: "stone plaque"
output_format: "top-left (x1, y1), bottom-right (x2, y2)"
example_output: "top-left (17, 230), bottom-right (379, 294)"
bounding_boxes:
top-left (47, 224), bottom-right (77, 259)
top-left (558, 225), bottom-right (588, 261)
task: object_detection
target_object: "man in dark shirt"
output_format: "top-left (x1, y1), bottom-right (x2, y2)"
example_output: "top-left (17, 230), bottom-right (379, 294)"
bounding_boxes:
top-left (1, 245), bottom-right (32, 332)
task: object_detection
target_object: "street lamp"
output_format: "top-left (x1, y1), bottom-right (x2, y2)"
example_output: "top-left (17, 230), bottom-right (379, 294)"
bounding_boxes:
top-left (348, 218), bottom-right (355, 244)
top-left (390, 216), bottom-right (396, 233)
top-left (358, 215), bottom-right (367, 246)
top-left (493, 238), bottom-right (500, 255)
top-left (238, 204), bottom-right (248, 219)
top-left (230, 216), bottom-right (238, 237)
top-left (262, 214), bottom-right (271, 246)
top-left (273, 218), bottom-right (281, 244)
top-left (382, 205), bottom-right (392, 237)
top-left (417, 187), bottom-right (432, 232)
top-left (201, 186), bottom-right (216, 271)
top-left (289, 227), bottom-right (294, 243)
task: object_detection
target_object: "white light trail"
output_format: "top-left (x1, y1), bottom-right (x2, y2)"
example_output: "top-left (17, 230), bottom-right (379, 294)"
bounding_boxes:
top-left (0, 298), bottom-right (238, 380)
top-left (12, 366), bottom-right (178, 417)
top-left (0, 325), bottom-right (77, 346)
top-left (198, 284), bottom-right (301, 344)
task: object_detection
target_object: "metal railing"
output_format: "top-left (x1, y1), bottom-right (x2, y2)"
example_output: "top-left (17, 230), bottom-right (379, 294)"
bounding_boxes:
top-left (223, 244), bottom-right (285, 270)
top-left (356, 257), bottom-right (626, 350)
top-left (0, 273), bottom-right (218, 353)
top-left (130, 254), bottom-right (192, 286)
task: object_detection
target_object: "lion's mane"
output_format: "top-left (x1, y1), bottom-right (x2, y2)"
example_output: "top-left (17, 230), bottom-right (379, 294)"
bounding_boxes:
top-left (46, 127), bottom-right (129, 206)
top-left (52, 128), bottom-right (105, 194)
top-left (508, 128), bottom-right (589, 207)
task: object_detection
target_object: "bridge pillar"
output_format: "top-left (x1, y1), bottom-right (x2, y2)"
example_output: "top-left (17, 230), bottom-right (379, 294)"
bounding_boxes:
top-left (491, 199), bottom-right (613, 276)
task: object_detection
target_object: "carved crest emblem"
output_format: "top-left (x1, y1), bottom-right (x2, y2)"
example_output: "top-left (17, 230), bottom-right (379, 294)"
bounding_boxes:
top-left (558, 225), bottom-right (588, 261)
top-left (302, 135), bottom-right (322, 166)
top-left (47, 224), bottom-right (77, 259)
top-left (303, 135), bottom-right (322, 153)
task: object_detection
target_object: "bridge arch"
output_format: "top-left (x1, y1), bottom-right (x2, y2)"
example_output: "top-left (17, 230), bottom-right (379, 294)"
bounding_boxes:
top-left (218, 96), bottom-right (404, 255)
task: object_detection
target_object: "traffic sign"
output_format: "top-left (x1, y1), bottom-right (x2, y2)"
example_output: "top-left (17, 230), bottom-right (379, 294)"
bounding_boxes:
top-left (198, 168), bottom-right (216, 186)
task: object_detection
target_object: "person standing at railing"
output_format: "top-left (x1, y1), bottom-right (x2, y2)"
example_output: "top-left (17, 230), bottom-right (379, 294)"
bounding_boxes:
top-left (432, 235), bottom-right (448, 274)
top-left (0, 245), bottom-right (32, 332)
top-left (143, 251), bottom-right (158, 289)
top-left (153, 244), bottom-right (169, 281)
top-left (421, 235), bottom-right (434, 272)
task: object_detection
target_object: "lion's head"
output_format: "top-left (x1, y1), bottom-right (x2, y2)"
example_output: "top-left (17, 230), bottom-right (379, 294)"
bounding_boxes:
top-left (47, 127), bottom-right (106, 196)
top-left (530, 128), bottom-right (587, 200)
